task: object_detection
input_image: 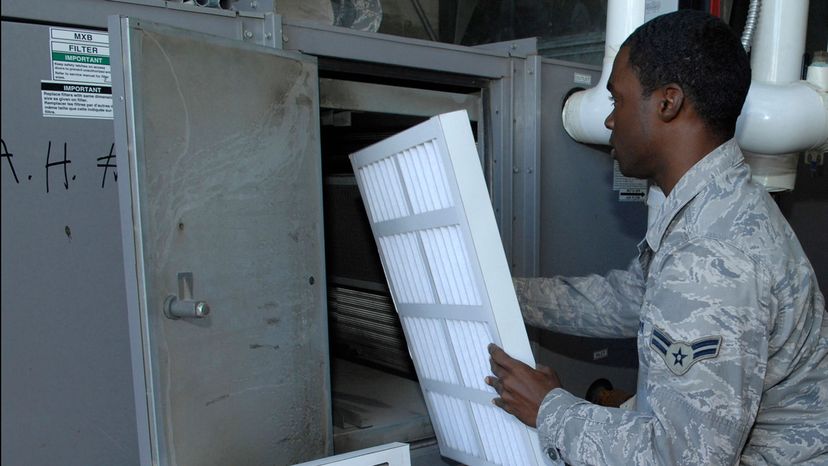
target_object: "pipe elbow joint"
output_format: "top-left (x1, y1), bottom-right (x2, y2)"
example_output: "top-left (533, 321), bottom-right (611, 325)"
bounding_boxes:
top-left (562, 88), bottom-right (612, 146)
top-left (737, 81), bottom-right (828, 154)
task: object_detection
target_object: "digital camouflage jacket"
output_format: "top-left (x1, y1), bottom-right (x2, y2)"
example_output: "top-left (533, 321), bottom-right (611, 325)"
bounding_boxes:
top-left (514, 140), bottom-right (827, 465)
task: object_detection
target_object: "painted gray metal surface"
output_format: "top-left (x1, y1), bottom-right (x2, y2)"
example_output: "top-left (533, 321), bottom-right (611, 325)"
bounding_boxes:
top-left (0, 20), bottom-right (141, 466)
top-left (109, 17), bottom-right (161, 464)
top-left (1, 0), bottom-right (281, 49)
top-left (510, 55), bottom-right (543, 277)
top-left (538, 60), bottom-right (647, 277)
top-left (111, 18), bottom-right (330, 465)
top-left (484, 77), bottom-right (515, 262)
top-left (282, 19), bottom-right (512, 79)
top-left (473, 38), bottom-right (541, 59)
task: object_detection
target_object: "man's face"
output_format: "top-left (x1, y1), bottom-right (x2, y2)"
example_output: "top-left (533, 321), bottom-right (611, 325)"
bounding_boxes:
top-left (604, 46), bottom-right (658, 179)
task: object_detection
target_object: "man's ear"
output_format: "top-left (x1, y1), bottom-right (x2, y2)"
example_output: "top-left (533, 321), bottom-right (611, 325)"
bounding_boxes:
top-left (657, 83), bottom-right (684, 122)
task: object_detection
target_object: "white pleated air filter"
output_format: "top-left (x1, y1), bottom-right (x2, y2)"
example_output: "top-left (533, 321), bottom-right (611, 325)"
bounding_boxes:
top-left (349, 110), bottom-right (552, 466)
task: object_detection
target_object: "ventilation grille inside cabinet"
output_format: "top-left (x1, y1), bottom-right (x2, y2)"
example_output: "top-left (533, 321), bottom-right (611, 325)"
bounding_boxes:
top-left (328, 285), bottom-right (414, 376)
top-left (349, 111), bottom-right (551, 466)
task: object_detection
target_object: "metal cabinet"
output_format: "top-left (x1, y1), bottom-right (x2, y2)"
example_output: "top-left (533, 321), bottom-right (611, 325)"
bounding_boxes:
top-left (2, 2), bottom-right (646, 464)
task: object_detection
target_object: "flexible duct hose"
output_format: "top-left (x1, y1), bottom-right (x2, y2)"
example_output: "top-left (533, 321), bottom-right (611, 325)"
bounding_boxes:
top-left (741, 0), bottom-right (761, 52)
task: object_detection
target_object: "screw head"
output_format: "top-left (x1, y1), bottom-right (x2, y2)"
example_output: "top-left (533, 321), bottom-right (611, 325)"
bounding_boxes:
top-left (196, 302), bottom-right (211, 316)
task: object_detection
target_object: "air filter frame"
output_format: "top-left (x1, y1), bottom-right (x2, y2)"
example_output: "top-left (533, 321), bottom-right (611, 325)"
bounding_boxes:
top-left (350, 110), bottom-right (551, 466)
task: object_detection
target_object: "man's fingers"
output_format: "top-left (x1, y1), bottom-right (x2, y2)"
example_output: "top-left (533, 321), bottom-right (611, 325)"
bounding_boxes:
top-left (492, 396), bottom-right (514, 416)
top-left (488, 343), bottom-right (522, 370)
top-left (488, 344), bottom-right (511, 377)
top-left (488, 343), bottom-right (507, 360)
top-left (485, 376), bottom-right (503, 394)
top-left (490, 357), bottom-right (506, 378)
top-left (487, 349), bottom-right (561, 429)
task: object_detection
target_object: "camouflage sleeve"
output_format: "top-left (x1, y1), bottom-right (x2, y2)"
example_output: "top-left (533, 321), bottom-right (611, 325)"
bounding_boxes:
top-left (535, 238), bottom-right (770, 465)
top-left (512, 257), bottom-right (645, 338)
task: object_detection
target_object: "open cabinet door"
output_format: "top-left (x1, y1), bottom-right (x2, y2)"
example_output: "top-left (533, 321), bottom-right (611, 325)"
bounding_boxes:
top-left (109, 17), bottom-right (330, 466)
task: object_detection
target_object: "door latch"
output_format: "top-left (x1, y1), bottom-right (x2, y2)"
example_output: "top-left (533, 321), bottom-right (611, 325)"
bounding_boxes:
top-left (164, 272), bottom-right (211, 319)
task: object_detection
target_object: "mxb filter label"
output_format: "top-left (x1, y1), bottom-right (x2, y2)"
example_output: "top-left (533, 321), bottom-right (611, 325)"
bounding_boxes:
top-left (43, 27), bottom-right (113, 119)
top-left (50, 27), bottom-right (110, 84)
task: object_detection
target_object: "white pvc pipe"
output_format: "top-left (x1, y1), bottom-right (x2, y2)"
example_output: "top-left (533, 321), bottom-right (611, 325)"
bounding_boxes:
top-left (562, 0), bottom-right (827, 158)
top-left (736, 0), bottom-right (828, 191)
top-left (562, 0), bottom-right (645, 145)
top-left (750, 0), bottom-right (809, 83)
top-left (736, 81), bottom-right (828, 153)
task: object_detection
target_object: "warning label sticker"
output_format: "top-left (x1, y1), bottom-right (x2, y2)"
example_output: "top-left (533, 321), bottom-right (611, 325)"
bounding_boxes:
top-left (612, 160), bottom-right (648, 202)
top-left (46, 28), bottom-right (112, 119)
top-left (41, 81), bottom-right (113, 120)
top-left (49, 27), bottom-right (111, 84)
top-left (618, 188), bottom-right (648, 202)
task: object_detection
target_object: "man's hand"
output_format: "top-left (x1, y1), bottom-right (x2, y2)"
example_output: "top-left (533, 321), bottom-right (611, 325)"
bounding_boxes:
top-left (485, 343), bottom-right (562, 427)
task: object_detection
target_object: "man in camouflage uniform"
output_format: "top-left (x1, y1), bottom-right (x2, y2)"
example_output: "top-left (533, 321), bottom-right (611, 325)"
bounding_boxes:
top-left (486, 10), bottom-right (827, 465)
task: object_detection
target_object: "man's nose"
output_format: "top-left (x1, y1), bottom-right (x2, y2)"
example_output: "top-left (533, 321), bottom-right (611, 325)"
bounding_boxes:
top-left (604, 112), bottom-right (614, 130)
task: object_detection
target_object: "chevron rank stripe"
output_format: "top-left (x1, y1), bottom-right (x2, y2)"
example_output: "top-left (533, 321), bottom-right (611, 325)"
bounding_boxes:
top-left (650, 327), bottom-right (723, 376)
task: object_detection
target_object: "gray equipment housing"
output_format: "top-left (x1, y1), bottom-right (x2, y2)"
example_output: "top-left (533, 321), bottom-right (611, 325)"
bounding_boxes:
top-left (1, 1), bottom-right (647, 464)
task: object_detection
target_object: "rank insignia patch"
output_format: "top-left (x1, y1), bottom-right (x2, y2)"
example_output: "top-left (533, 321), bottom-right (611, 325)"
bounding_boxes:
top-left (650, 327), bottom-right (722, 376)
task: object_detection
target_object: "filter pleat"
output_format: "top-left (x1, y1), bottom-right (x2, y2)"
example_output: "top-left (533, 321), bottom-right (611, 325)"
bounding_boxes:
top-left (423, 140), bottom-right (452, 209)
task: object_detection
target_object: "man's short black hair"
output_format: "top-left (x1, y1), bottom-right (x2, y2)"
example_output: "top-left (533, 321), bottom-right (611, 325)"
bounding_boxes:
top-left (622, 9), bottom-right (751, 139)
